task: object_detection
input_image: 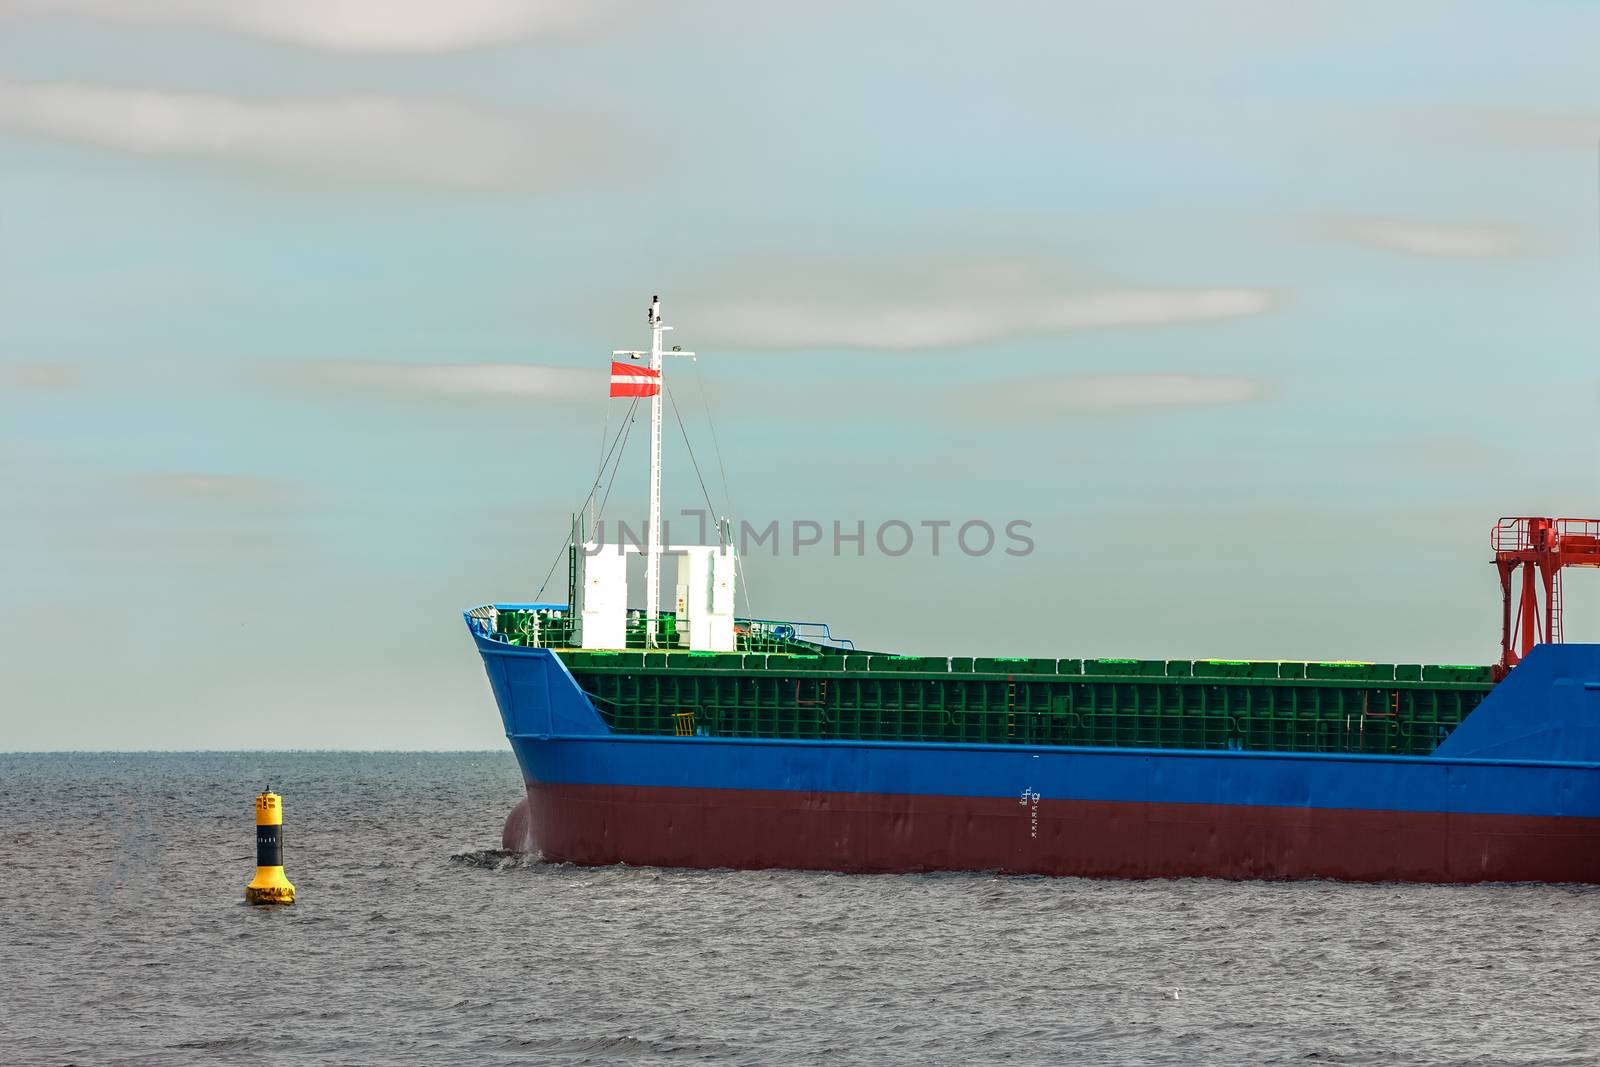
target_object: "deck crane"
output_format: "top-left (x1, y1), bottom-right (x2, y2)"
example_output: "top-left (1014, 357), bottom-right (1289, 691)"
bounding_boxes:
top-left (1491, 516), bottom-right (1600, 678)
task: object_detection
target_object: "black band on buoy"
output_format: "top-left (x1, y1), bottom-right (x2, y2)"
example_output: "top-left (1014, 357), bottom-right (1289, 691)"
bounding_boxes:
top-left (256, 824), bottom-right (282, 867)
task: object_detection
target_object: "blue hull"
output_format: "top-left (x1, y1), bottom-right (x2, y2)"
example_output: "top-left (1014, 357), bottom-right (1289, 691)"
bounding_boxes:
top-left (469, 621), bottom-right (1600, 881)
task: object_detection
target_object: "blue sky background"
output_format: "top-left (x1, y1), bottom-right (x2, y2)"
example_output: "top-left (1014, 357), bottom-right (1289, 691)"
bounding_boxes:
top-left (2, 1), bottom-right (1598, 749)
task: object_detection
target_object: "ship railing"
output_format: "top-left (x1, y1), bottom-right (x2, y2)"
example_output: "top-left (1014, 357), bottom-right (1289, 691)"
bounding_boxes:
top-left (467, 604), bottom-right (572, 648)
top-left (1492, 517), bottom-right (1530, 552)
top-left (465, 604), bottom-right (495, 639)
top-left (1492, 517), bottom-right (1600, 553)
top-left (476, 604), bottom-right (856, 653)
top-left (1554, 518), bottom-right (1600, 552)
top-left (738, 618), bottom-right (856, 651)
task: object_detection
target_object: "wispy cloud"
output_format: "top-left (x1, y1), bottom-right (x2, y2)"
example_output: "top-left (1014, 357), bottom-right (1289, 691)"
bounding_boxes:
top-left (1408, 106), bottom-right (1600, 152)
top-left (0, 361), bottom-right (85, 391)
top-left (693, 255), bottom-right (1280, 352)
top-left (136, 471), bottom-right (297, 501)
top-left (1361, 435), bottom-right (1498, 470)
top-left (705, 290), bottom-right (1276, 351)
top-left (953, 373), bottom-right (1273, 419)
top-left (1342, 218), bottom-right (1523, 259)
top-left (277, 361), bottom-right (597, 402)
top-left (0, 80), bottom-right (605, 190)
top-left (0, 0), bottom-right (636, 53)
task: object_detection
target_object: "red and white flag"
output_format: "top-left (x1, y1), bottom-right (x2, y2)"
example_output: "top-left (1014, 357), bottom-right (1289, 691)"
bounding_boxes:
top-left (609, 360), bottom-right (661, 398)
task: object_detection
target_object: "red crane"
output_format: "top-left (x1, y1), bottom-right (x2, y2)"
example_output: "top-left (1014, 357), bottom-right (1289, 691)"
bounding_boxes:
top-left (1491, 517), bottom-right (1600, 678)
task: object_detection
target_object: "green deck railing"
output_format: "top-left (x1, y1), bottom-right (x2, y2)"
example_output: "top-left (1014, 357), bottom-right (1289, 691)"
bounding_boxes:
top-left (490, 607), bottom-right (835, 656)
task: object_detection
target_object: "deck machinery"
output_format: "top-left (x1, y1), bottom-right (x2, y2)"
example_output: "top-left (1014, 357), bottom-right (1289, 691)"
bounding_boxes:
top-left (1493, 516), bottom-right (1600, 677)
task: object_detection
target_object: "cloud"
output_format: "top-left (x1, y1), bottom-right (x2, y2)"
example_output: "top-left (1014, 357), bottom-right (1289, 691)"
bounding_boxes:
top-left (0, 0), bottom-right (635, 53)
top-left (954, 373), bottom-right (1272, 419)
top-left (699, 288), bottom-right (1278, 351)
top-left (279, 360), bottom-right (597, 402)
top-left (1409, 107), bottom-right (1600, 152)
top-left (1, 361), bottom-right (84, 391)
top-left (137, 471), bottom-right (296, 500)
top-left (1347, 219), bottom-right (1522, 259)
top-left (0, 80), bottom-right (602, 190)
top-left (1362, 435), bottom-right (1498, 470)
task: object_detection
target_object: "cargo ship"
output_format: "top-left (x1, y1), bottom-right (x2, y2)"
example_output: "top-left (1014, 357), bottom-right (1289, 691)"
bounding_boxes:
top-left (466, 298), bottom-right (1600, 882)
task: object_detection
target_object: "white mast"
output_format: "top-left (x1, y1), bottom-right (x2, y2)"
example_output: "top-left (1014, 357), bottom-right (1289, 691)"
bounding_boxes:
top-left (645, 295), bottom-right (664, 647)
top-left (613, 295), bottom-right (692, 648)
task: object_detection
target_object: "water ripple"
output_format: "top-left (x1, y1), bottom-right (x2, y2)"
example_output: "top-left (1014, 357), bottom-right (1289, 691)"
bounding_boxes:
top-left (3, 752), bottom-right (1598, 1066)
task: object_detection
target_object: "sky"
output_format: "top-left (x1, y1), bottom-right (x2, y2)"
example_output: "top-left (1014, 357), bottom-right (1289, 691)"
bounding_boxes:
top-left (2, 1), bottom-right (1599, 750)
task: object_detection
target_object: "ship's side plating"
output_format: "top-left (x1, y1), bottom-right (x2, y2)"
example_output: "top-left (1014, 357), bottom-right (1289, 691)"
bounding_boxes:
top-left (468, 615), bottom-right (1600, 883)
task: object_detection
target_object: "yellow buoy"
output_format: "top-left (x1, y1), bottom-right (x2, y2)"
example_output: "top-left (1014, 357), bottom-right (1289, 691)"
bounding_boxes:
top-left (245, 789), bottom-right (296, 905)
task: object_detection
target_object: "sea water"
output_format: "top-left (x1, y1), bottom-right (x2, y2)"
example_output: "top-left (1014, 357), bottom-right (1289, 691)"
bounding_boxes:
top-left (3, 752), bottom-right (1597, 1065)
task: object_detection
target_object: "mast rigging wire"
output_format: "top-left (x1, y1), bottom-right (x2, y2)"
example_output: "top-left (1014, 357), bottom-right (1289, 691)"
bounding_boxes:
top-left (533, 397), bottom-right (640, 601)
top-left (689, 360), bottom-right (753, 618)
top-left (592, 400), bottom-right (639, 530)
top-left (665, 383), bottom-right (723, 533)
top-left (590, 393), bottom-right (613, 538)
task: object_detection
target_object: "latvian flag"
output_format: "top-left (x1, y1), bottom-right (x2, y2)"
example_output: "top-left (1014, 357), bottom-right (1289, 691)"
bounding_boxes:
top-left (609, 360), bottom-right (661, 398)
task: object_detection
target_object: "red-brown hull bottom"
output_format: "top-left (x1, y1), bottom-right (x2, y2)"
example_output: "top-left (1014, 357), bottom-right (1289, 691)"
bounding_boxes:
top-left (502, 783), bottom-right (1600, 883)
